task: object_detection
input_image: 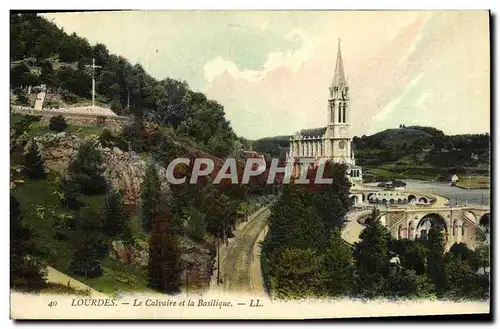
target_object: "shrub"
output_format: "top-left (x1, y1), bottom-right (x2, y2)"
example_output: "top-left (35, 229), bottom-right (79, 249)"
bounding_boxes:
top-left (24, 139), bottom-right (46, 179)
top-left (49, 115), bottom-right (67, 132)
top-left (13, 114), bottom-right (41, 136)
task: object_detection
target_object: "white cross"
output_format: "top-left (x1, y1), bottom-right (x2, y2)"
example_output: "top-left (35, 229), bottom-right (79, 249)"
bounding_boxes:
top-left (85, 58), bottom-right (102, 111)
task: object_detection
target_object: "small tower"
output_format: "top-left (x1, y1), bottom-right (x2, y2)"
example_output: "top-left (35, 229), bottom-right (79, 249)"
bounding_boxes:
top-left (325, 40), bottom-right (351, 163)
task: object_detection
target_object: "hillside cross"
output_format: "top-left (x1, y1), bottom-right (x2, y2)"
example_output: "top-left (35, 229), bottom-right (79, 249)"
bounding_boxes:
top-left (85, 58), bottom-right (102, 111)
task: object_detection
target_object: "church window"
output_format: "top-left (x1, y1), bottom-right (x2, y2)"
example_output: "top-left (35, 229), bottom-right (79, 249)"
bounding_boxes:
top-left (339, 141), bottom-right (346, 149)
top-left (338, 103), bottom-right (342, 123)
top-left (342, 104), bottom-right (346, 123)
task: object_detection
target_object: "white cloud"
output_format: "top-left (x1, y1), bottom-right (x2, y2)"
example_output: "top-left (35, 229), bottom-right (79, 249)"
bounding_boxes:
top-left (203, 28), bottom-right (320, 85)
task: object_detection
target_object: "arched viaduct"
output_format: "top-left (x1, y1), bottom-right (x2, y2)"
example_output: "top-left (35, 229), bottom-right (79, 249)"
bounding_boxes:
top-left (382, 206), bottom-right (490, 250)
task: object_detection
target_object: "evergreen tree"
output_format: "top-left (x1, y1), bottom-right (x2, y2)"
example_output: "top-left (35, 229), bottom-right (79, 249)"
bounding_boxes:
top-left (186, 208), bottom-right (206, 241)
top-left (68, 141), bottom-right (108, 195)
top-left (102, 189), bottom-right (129, 240)
top-left (57, 175), bottom-right (81, 210)
top-left (271, 248), bottom-right (328, 299)
top-left (24, 139), bottom-right (46, 179)
top-left (389, 239), bottom-right (427, 275)
top-left (353, 219), bottom-right (392, 297)
top-left (324, 228), bottom-right (355, 296)
top-left (424, 222), bottom-right (447, 294)
top-left (148, 206), bottom-right (182, 294)
top-left (70, 210), bottom-right (104, 278)
top-left (312, 162), bottom-right (353, 230)
top-left (10, 195), bottom-right (47, 290)
top-left (140, 161), bottom-right (161, 233)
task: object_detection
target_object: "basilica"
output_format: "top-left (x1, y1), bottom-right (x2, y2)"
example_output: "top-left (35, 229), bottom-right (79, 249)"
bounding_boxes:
top-left (288, 41), bottom-right (363, 182)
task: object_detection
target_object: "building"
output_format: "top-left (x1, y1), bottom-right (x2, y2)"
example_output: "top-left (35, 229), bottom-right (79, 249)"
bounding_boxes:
top-left (287, 40), bottom-right (362, 182)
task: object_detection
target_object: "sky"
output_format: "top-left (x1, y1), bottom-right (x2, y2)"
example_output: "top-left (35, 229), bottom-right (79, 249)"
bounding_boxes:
top-left (43, 11), bottom-right (490, 140)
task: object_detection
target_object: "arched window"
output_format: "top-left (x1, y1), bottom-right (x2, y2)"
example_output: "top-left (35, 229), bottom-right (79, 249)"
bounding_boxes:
top-left (453, 220), bottom-right (457, 236)
top-left (338, 103), bottom-right (342, 123)
top-left (343, 104), bottom-right (347, 123)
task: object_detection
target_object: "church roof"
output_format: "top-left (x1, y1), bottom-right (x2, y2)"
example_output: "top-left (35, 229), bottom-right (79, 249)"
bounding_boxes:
top-left (331, 39), bottom-right (347, 89)
top-left (300, 127), bottom-right (326, 137)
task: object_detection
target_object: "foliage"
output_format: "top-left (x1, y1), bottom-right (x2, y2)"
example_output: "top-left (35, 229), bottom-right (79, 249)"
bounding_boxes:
top-left (423, 222), bottom-right (447, 294)
top-left (102, 190), bottom-right (132, 242)
top-left (312, 162), bottom-right (353, 230)
top-left (69, 209), bottom-right (105, 278)
top-left (186, 208), bottom-right (207, 241)
top-left (139, 161), bottom-right (161, 233)
top-left (55, 175), bottom-right (82, 210)
top-left (24, 139), bottom-right (46, 179)
top-left (324, 228), bottom-right (355, 296)
top-left (148, 205), bottom-right (182, 294)
top-left (10, 194), bottom-right (48, 290)
top-left (389, 239), bottom-right (427, 275)
top-left (67, 140), bottom-right (108, 195)
top-left (49, 114), bottom-right (68, 132)
top-left (353, 219), bottom-right (392, 297)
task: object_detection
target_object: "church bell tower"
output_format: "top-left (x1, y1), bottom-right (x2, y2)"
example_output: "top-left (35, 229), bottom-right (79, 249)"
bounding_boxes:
top-left (326, 40), bottom-right (351, 163)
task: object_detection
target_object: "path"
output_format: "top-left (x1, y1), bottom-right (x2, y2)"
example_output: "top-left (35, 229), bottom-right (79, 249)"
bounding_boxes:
top-left (209, 205), bottom-right (271, 295)
top-left (341, 210), bottom-right (371, 245)
top-left (46, 266), bottom-right (107, 298)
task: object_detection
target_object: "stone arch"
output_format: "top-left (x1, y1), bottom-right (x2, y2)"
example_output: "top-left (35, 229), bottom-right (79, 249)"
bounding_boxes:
top-left (350, 195), bottom-right (358, 204)
top-left (397, 198), bottom-right (402, 204)
top-left (464, 211), bottom-right (477, 223)
top-left (479, 213), bottom-right (490, 228)
top-left (419, 197), bottom-right (428, 203)
top-left (382, 198), bottom-right (387, 204)
top-left (408, 221), bottom-right (415, 240)
top-left (408, 195), bottom-right (416, 203)
top-left (417, 213), bottom-right (448, 240)
top-left (390, 198), bottom-right (395, 204)
top-left (398, 225), bottom-right (403, 239)
top-left (452, 219), bottom-right (457, 237)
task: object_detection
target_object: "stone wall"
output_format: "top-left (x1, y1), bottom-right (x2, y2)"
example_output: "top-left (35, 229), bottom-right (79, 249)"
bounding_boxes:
top-left (11, 106), bottom-right (133, 132)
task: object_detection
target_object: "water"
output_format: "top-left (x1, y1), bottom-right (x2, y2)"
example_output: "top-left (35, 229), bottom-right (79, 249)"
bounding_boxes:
top-left (403, 179), bottom-right (490, 206)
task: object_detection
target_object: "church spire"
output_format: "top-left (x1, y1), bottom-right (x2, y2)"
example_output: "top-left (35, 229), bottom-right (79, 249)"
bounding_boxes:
top-left (332, 39), bottom-right (347, 89)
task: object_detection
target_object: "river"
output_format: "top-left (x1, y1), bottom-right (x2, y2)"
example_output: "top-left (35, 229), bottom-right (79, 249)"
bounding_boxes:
top-left (404, 180), bottom-right (489, 206)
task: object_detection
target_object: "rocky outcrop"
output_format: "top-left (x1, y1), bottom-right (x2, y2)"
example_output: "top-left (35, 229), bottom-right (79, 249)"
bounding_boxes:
top-left (31, 132), bottom-right (168, 204)
top-left (108, 237), bottom-right (214, 290)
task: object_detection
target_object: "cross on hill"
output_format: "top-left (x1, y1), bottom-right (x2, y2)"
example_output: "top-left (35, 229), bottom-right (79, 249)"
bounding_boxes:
top-left (84, 58), bottom-right (102, 111)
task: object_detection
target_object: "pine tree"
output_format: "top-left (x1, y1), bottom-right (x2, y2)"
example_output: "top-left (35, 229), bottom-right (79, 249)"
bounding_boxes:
top-left (324, 228), bottom-right (355, 296)
top-left (312, 162), bottom-right (353, 230)
top-left (10, 195), bottom-right (47, 290)
top-left (68, 140), bottom-right (108, 195)
top-left (102, 189), bottom-right (129, 240)
top-left (148, 206), bottom-right (182, 294)
top-left (24, 139), bottom-right (46, 179)
top-left (186, 208), bottom-right (206, 241)
top-left (140, 161), bottom-right (161, 233)
top-left (70, 210), bottom-right (104, 278)
top-left (424, 222), bottom-right (447, 294)
top-left (353, 219), bottom-right (392, 297)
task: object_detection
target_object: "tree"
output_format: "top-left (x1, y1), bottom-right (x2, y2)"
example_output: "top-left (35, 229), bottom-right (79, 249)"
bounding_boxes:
top-left (49, 115), bottom-right (68, 132)
top-left (186, 208), bottom-right (206, 241)
top-left (312, 162), bottom-right (353, 230)
top-left (389, 239), bottom-right (427, 275)
top-left (24, 139), bottom-right (46, 179)
top-left (102, 189), bottom-right (130, 240)
top-left (148, 205), bottom-right (181, 294)
top-left (140, 161), bottom-right (161, 233)
top-left (353, 219), bottom-right (392, 297)
top-left (68, 141), bottom-right (108, 195)
top-left (56, 175), bottom-right (82, 210)
top-left (70, 210), bottom-right (104, 278)
top-left (324, 228), bottom-right (355, 296)
top-left (270, 248), bottom-right (328, 299)
top-left (424, 222), bottom-right (447, 294)
top-left (10, 195), bottom-right (47, 290)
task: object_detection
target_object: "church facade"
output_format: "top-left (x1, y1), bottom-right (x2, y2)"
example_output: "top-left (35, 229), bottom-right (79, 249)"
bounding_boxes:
top-left (287, 41), bottom-right (363, 182)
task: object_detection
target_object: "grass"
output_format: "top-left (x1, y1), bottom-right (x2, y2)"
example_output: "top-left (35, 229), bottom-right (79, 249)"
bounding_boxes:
top-left (454, 176), bottom-right (490, 190)
top-left (12, 175), bottom-right (152, 296)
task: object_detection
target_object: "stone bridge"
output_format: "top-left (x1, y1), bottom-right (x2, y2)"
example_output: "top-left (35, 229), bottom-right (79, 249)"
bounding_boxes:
top-left (349, 188), bottom-right (436, 206)
top-left (381, 205), bottom-right (490, 249)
